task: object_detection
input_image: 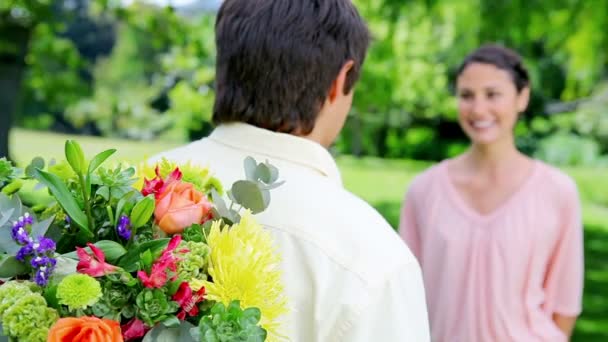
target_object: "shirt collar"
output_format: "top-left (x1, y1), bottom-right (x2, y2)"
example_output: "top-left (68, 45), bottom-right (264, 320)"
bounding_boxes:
top-left (208, 123), bottom-right (342, 186)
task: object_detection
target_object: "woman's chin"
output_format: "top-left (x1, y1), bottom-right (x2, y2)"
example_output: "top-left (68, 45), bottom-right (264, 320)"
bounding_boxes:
top-left (467, 132), bottom-right (502, 146)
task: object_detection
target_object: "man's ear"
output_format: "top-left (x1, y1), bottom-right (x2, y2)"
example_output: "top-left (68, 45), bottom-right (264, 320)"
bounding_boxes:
top-left (328, 60), bottom-right (355, 103)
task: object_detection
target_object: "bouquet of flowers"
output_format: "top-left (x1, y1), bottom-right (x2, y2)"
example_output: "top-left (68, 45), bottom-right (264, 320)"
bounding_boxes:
top-left (0, 140), bottom-right (287, 342)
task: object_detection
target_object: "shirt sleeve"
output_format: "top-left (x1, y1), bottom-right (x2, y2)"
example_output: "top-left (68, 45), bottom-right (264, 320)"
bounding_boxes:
top-left (543, 181), bottom-right (584, 316)
top-left (335, 261), bottom-right (430, 342)
top-left (399, 185), bottom-right (422, 261)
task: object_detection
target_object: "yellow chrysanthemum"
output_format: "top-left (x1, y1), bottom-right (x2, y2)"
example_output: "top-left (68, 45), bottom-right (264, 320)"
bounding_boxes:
top-left (134, 158), bottom-right (223, 194)
top-left (204, 211), bottom-right (288, 341)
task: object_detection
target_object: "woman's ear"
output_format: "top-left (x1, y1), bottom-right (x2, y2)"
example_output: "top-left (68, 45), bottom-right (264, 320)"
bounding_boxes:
top-left (517, 86), bottom-right (531, 113)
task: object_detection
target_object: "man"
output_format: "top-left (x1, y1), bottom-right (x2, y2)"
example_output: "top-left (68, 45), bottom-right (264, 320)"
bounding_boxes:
top-left (154, 0), bottom-right (429, 340)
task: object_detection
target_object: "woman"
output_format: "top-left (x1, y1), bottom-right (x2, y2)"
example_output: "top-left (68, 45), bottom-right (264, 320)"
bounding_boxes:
top-left (399, 45), bottom-right (583, 341)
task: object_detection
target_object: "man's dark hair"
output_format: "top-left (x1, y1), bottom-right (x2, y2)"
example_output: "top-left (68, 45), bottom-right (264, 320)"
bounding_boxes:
top-left (213, 0), bottom-right (371, 134)
top-left (457, 44), bottom-right (530, 92)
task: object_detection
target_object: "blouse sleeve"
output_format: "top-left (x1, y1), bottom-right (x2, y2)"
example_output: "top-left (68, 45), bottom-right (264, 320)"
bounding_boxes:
top-left (399, 182), bottom-right (422, 261)
top-left (543, 180), bottom-right (584, 316)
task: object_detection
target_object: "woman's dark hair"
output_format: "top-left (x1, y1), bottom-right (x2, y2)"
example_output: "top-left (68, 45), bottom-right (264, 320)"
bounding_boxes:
top-left (212, 0), bottom-right (371, 134)
top-left (457, 44), bottom-right (530, 92)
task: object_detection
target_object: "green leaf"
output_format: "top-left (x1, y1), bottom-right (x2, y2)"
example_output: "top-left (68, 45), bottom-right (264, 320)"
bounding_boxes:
top-left (62, 240), bottom-right (127, 263)
top-left (96, 186), bottom-right (110, 201)
top-left (211, 189), bottom-right (231, 221)
top-left (261, 189), bottom-right (270, 210)
top-left (143, 321), bottom-right (197, 342)
top-left (88, 149), bottom-right (117, 174)
top-left (264, 162), bottom-right (279, 183)
top-left (43, 284), bottom-right (60, 310)
top-left (65, 140), bottom-right (86, 174)
top-left (115, 190), bottom-right (137, 225)
top-left (130, 196), bottom-right (155, 229)
top-left (162, 315), bottom-right (181, 328)
top-left (117, 239), bottom-right (169, 272)
top-left (0, 208), bottom-right (14, 227)
top-left (244, 156), bottom-right (257, 181)
top-left (33, 169), bottom-right (92, 238)
top-left (25, 157), bottom-right (45, 178)
top-left (0, 256), bottom-right (28, 278)
top-left (231, 180), bottom-right (265, 214)
top-left (141, 249), bottom-right (154, 269)
top-left (259, 180), bottom-right (285, 191)
top-left (255, 163), bottom-right (272, 184)
top-left (0, 228), bottom-right (21, 254)
top-left (30, 216), bottom-right (55, 237)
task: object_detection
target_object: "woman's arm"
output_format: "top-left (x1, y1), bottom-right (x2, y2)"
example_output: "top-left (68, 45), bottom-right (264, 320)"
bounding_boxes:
top-left (553, 313), bottom-right (577, 339)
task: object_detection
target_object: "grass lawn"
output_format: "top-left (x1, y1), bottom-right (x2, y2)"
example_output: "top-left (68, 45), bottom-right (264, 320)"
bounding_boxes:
top-left (10, 128), bottom-right (608, 341)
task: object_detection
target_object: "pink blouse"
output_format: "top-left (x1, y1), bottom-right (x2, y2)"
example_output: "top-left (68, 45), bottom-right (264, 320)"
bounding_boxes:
top-left (399, 160), bottom-right (583, 342)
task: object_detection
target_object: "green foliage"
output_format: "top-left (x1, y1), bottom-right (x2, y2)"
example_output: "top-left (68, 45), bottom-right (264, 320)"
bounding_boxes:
top-left (0, 281), bottom-right (58, 342)
top-left (573, 84), bottom-right (608, 153)
top-left (136, 288), bottom-right (179, 327)
top-left (199, 300), bottom-right (267, 342)
top-left (535, 133), bottom-right (603, 167)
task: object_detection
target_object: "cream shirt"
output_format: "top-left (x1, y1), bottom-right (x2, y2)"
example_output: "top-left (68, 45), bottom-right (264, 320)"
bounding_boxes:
top-left (153, 123), bottom-right (429, 341)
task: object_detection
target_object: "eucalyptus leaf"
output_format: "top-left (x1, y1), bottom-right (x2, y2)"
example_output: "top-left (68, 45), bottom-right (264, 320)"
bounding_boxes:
top-left (261, 189), bottom-right (270, 210)
top-left (25, 157), bottom-right (45, 178)
top-left (0, 256), bottom-right (28, 278)
top-left (143, 321), bottom-right (197, 342)
top-left (265, 162), bottom-right (280, 183)
top-left (231, 180), bottom-right (265, 214)
top-left (255, 163), bottom-right (272, 184)
top-left (0, 208), bottom-right (14, 227)
top-left (259, 180), bottom-right (285, 191)
top-left (30, 216), bottom-right (55, 237)
top-left (211, 189), bottom-right (231, 220)
top-left (51, 256), bottom-right (78, 282)
top-left (0, 227), bottom-right (21, 254)
top-left (244, 156), bottom-right (257, 181)
top-left (162, 315), bottom-right (181, 328)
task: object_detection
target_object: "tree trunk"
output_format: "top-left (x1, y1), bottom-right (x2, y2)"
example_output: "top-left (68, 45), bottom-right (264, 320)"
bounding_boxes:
top-left (0, 22), bottom-right (31, 160)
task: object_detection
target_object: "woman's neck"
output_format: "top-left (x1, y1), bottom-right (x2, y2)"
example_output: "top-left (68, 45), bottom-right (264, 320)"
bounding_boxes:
top-left (464, 137), bottom-right (526, 173)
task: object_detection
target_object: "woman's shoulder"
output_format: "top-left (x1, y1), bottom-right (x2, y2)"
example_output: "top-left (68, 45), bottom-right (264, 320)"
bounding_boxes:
top-left (533, 160), bottom-right (579, 195)
top-left (405, 161), bottom-right (447, 199)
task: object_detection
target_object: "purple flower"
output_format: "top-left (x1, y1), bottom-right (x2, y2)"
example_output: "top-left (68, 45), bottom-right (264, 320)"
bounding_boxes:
top-left (19, 213), bottom-right (33, 225)
top-left (30, 255), bottom-right (56, 268)
top-left (11, 223), bottom-right (31, 245)
top-left (117, 215), bottom-right (132, 240)
top-left (16, 243), bottom-right (34, 262)
top-left (34, 264), bottom-right (54, 286)
top-left (34, 237), bottom-right (56, 254)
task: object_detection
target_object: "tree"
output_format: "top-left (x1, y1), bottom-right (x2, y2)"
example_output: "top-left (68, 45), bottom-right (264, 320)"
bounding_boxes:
top-left (0, 0), bottom-right (53, 159)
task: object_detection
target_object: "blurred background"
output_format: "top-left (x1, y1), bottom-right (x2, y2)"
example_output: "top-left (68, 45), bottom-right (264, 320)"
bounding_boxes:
top-left (1, 0), bottom-right (607, 340)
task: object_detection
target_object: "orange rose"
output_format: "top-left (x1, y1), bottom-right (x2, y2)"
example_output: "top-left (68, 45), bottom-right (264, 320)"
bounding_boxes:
top-left (155, 181), bottom-right (213, 234)
top-left (48, 316), bottom-right (123, 342)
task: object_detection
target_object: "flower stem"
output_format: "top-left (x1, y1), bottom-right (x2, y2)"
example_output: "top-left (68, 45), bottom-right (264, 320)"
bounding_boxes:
top-left (78, 173), bottom-right (95, 239)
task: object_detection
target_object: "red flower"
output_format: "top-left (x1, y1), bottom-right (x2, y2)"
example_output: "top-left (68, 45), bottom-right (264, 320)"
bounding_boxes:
top-left (121, 318), bottom-right (148, 341)
top-left (76, 243), bottom-right (118, 277)
top-left (172, 282), bottom-right (206, 319)
top-left (137, 235), bottom-right (183, 288)
top-left (137, 263), bottom-right (168, 289)
top-left (142, 166), bottom-right (182, 198)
